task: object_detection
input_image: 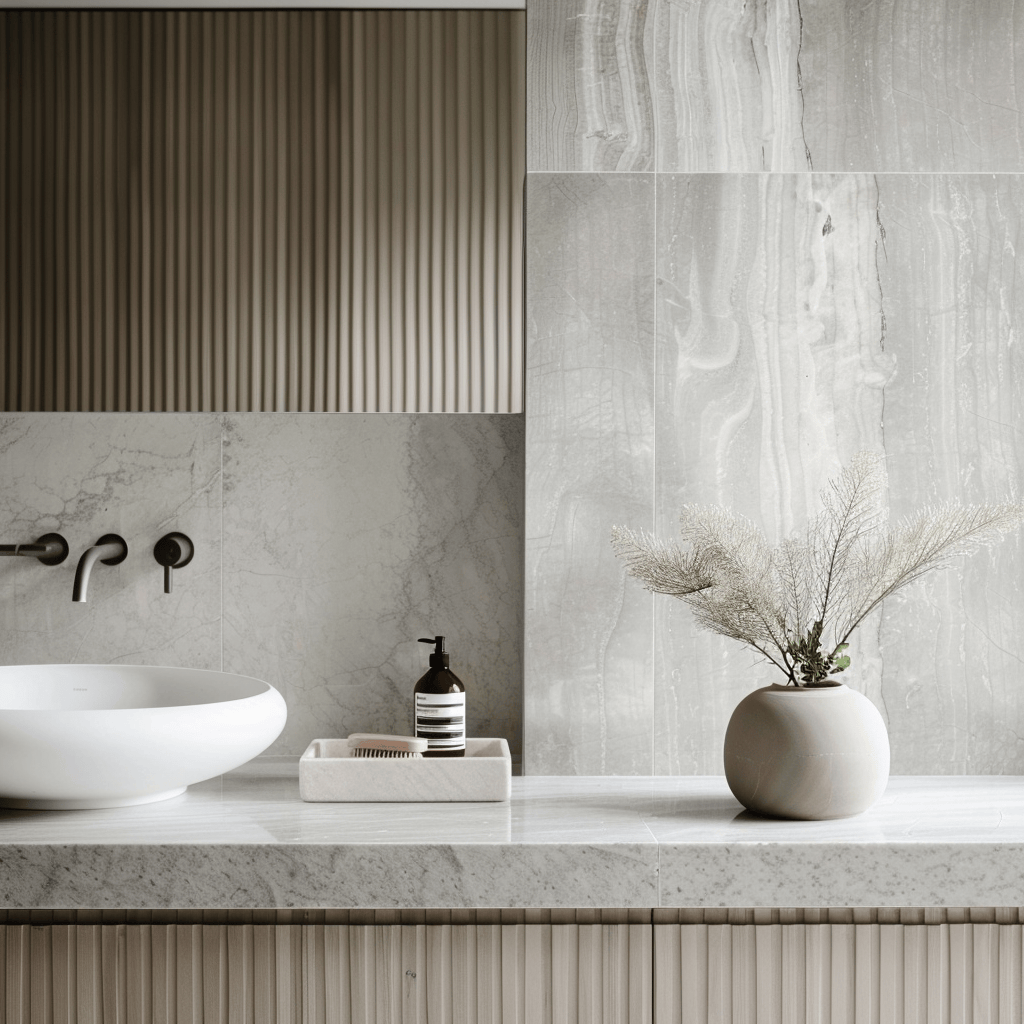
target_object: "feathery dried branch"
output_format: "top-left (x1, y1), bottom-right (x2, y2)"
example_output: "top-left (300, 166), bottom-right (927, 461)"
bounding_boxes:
top-left (611, 452), bottom-right (1024, 686)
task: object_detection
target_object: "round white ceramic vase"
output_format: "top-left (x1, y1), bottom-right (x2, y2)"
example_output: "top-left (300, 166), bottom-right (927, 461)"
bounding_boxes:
top-left (723, 682), bottom-right (890, 820)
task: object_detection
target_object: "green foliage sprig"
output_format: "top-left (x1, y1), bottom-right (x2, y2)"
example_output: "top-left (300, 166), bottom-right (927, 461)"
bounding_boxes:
top-left (612, 453), bottom-right (1024, 686)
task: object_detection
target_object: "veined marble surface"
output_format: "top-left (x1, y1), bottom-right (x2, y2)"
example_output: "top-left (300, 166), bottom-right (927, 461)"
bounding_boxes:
top-left (1, 773), bottom-right (1023, 909)
top-left (0, 413), bottom-right (524, 761)
top-left (528, 0), bottom-right (1024, 172)
top-left (524, 175), bottom-right (656, 775)
top-left (0, 414), bottom-right (224, 668)
top-left (525, 172), bottom-right (1024, 776)
top-left (222, 414), bottom-right (524, 756)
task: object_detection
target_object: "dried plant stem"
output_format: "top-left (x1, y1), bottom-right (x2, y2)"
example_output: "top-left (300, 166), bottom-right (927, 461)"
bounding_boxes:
top-left (612, 453), bottom-right (1024, 685)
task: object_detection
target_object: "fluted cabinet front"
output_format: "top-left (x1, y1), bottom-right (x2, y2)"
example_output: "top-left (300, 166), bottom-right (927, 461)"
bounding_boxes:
top-left (0, 923), bottom-right (653, 1024)
top-left (8, 920), bottom-right (1024, 1022)
top-left (654, 923), bottom-right (1024, 1024)
top-left (0, 10), bottom-right (525, 413)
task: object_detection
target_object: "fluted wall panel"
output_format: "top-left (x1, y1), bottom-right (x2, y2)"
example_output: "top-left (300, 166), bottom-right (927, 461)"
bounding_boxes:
top-left (0, 10), bottom-right (525, 412)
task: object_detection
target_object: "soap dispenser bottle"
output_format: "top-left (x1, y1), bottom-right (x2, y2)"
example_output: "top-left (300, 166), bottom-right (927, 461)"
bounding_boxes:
top-left (414, 636), bottom-right (466, 758)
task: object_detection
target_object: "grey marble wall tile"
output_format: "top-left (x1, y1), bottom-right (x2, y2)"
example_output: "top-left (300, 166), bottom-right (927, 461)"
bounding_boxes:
top-left (0, 414), bottom-right (222, 669)
top-left (531, 0), bottom-right (1024, 174)
top-left (652, 0), bottom-right (810, 172)
top-left (527, 0), bottom-right (655, 172)
top-left (874, 174), bottom-right (1024, 773)
top-left (524, 174), bottom-right (656, 774)
top-left (222, 414), bottom-right (523, 760)
top-left (800, 0), bottom-right (1024, 172)
top-left (653, 174), bottom-right (892, 773)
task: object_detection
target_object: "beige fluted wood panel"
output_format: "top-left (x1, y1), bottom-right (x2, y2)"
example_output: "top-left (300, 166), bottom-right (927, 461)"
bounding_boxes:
top-left (525, 923), bottom-right (553, 1023)
top-left (51, 927), bottom-right (73, 1024)
top-left (654, 923), bottom-right (1024, 1024)
top-left (551, 923), bottom-right (580, 1022)
top-left (305, 924), bottom-right (328, 1024)
top-left (1, 922), bottom-right (653, 1023)
top-left (152, 925), bottom-right (175, 1022)
top-left (0, 10), bottom-right (525, 413)
top-left (5, 925), bottom-right (27, 1024)
top-left (501, 923), bottom-right (526, 1024)
top-left (325, 924), bottom-right (352, 1024)
top-left (628, 924), bottom-right (654, 1023)
top-left (806, 925), bottom-right (832, 1021)
top-left (830, 924), bottom-right (855, 1024)
top-left (1001, 925), bottom-right (1023, 1023)
top-left (949, 923), bottom-right (973, 1024)
top-left (877, 925), bottom-right (902, 1023)
top-left (732, 926), bottom-right (756, 1022)
top-left (228, 924), bottom-right (255, 1024)
top-left (450, 924), bottom-right (476, 1023)
top-left (578, 925), bottom-right (603, 1022)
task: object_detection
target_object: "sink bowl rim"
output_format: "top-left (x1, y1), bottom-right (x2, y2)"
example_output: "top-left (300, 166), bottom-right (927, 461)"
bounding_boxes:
top-left (0, 663), bottom-right (279, 712)
top-left (0, 664), bottom-right (288, 807)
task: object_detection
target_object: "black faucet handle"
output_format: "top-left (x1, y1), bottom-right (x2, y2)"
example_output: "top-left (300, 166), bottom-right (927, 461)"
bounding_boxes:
top-left (28, 533), bottom-right (70, 565)
top-left (0, 533), bottom-right (69, 565)
top-left (154, 532), bottom-right (194, 594)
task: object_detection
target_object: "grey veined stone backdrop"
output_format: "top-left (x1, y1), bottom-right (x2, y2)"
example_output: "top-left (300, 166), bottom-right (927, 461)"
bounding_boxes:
top-left (527, 0), bottom-right (1024, 174)
top-left (0, 414), bottom-right (524, 761)
top-left (525, 171), bottom-right (1024, 775)
top-left (524, 0), bottom-right (1024, 774)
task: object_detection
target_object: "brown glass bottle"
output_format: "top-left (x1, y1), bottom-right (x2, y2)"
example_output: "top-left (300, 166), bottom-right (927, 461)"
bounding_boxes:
top-left (414, 636), bottom-right (466, 758)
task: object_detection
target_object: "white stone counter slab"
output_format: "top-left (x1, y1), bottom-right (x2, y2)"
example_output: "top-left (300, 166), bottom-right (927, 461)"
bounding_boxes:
top-left (644, 775), bottom-right (1024, 908)
top-left (0, 772), bottom-right (1020, 909)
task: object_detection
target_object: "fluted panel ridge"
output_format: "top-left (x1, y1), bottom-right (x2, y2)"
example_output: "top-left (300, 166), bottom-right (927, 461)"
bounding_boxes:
top-left (0, 923), bottom-right (651, 1023)
top-left (0, 10), bottom-right (525, 412)
top-left (655, 922), bottom-right (1024, 1023)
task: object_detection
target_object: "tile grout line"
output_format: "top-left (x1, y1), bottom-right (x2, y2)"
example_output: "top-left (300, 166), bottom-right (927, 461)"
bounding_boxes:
top-left (649, 13), bottom-right (659, 797)
top-left (220, 415), bottom-right (225, 674)
top-left (651, 172), bottom-right (657, 779)
top-left (535, 169), bottom-right (1021, 176)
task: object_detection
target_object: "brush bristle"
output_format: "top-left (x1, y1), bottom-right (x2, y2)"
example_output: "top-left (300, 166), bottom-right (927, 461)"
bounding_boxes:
top-left (347, 733), bottom-right (428, 757)
top-left (351, 747), bottom-right (423, 758)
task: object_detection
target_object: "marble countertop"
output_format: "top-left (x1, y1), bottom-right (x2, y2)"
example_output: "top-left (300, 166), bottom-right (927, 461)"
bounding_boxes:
top-left (0, 769), bottom-right (1021, 909)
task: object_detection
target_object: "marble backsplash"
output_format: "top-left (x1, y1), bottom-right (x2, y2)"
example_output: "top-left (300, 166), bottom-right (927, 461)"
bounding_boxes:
top-left (0, 414), bottom-right (524, 761)
top-left (525, 172), bottom-right (1024, 775)
top-left (524, 0), bottom-right (1024, 775)
top-left (528, 0), bottom-right (1024, 173)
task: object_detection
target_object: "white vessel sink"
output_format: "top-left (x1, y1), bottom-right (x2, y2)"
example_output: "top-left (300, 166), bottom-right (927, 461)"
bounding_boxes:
top-left (0, 665), bottom-right (287, 809)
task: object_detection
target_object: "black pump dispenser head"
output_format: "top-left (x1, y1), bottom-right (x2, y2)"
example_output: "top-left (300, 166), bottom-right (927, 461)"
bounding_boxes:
top-left (418, 635), bottom-right (449, 668)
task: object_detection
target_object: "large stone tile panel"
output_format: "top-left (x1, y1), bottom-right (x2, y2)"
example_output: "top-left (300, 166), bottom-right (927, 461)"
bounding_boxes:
top-left (524, 174), bottom-right (656, 774)
top-left (653, 0), bottom-right (809, 172)
top-left (0, 414), bottom-right (222, 669)
top-left (650, 173), bottom-right (1024, 776)
top-left (530, 0), bottom-right (1024, 173)
top-left (527, 0), bottom-right (655, 172)
top-left (653, 174), bottom-right (892, 773)
top-left (800, 0), bottom-right (1024, 172)
top-left (222, 414), bottom-right (523, 760)
top-left (874, 174), bottom-right (1024, 773)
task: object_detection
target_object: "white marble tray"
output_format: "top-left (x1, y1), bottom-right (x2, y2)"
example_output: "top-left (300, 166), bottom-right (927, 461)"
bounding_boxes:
top-left (299, 737), bottom-right (511, 802)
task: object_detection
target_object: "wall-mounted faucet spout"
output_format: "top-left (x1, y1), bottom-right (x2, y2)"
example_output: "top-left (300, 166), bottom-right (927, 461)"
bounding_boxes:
top-left (72, 534), bottom-right (128, 603)
top-left (0, 534), bottom-right (69, 565)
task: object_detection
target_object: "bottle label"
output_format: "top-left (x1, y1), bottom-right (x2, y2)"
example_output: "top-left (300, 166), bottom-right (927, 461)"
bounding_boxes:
top-left (415, 691), bottom-right (466, 751)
